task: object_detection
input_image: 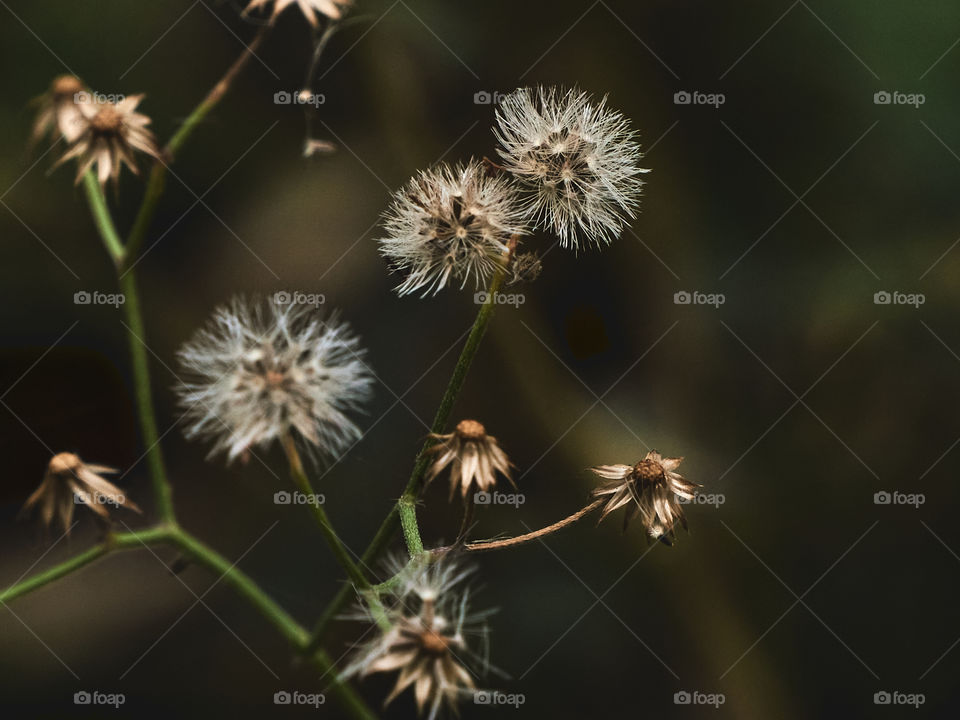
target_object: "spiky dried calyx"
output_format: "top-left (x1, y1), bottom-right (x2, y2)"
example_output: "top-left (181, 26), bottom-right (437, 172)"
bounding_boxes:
top-left (425, 419), bottom-right (514, 500)
top-left (591, 450), bottom-right (698, 544)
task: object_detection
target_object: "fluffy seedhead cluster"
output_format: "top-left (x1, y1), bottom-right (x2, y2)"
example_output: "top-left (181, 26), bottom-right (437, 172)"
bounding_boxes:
top-left (22, 453), bottom-right (140, 534)
top-left (344, 558), bottom-right (490, 719)
top-left (379, 160), bottom-right (527, 296)
top-left (494, 86), bottom-right (649, 250)
top-left (592, 450), bottom-right (698, 544)
top-left (425, 419), bottom-right (514, 500)
top-left (175, 296), bottom-right (373, 464)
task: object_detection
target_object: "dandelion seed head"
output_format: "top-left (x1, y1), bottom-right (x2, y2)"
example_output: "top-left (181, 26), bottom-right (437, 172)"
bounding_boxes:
top-left (175, 296), bottom-right (373, 465)
top-left (494, 86), bottom-right (649, 250)
top-left (378, 159), bottom-right (527, 297)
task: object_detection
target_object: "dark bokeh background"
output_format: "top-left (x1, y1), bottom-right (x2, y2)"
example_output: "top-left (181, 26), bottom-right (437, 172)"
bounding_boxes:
top-left (2, 0), bottom-right (960, 717)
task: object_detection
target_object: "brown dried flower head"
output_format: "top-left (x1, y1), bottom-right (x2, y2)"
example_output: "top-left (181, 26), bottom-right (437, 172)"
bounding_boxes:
top-left (22, 453), bottom-right (141, 535)
top-left (55, 94), bottom-right (161, 187)
top-left (243, 0), bottom-right (351, 26)
top-left (425, 419), bottom-right (513, 501)
top-left (344, 558), bottom-right (489, 719)
top-left (31, 75), bottom-right (87, 146)
top-left (591, 450), bottom-right (698, 544)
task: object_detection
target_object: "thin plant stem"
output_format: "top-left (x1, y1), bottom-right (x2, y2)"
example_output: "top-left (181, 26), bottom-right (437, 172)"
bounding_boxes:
top-left (82, 172), bottom-right (176, 521)
top-left (124, 27), bottom-right (269, 265)
top-left (304, 261), bottom-right (511, 652)
top-left (281, 435), bottom-right (370, 590)
top-left (444, 499), bottom-right (604, 554)
top-left (0, 526), bottom-right (171, 604)
top-left (454, 499), bottom-right (475, 544)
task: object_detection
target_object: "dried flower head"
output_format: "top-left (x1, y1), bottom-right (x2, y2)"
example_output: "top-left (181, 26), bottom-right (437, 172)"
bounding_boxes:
top-left (31, 75), bottom-right (87, 146)
top-left (425, 420), bottom-right (514, 501)
top-left (344, 558), bottom-right (491, 719)
top-left (591, 450), bottom-right (698, 544)
top-left (22, 453), bottom-right (141, 534)
top-left (506, 250), bottom-right (542, 286)
top-left (175, 296), bottom-right (373, 465)
top-left (494, 86), bottom-right (649, 250)
top-left (55, 94), bottom-right (161, 187)
top-left (243, 0), bottom-right (351, 25)
top-left (378, 159), bottom-right (527, 297)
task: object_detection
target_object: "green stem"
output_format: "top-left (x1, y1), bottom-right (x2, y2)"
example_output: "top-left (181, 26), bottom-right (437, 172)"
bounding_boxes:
top-left (168, 526), bottom-right (307, 647)
top-left (82, 171), bottom-right (176, 522)
top-left (303, 265), bottom-right (509, 653)
top-left (124, 27), bottom-right (269, 265)
top-left (282, 435), bottom-right (370, 590)
top-left (398, 495), bottom-right (423, 556)
top-left (82, 173), bottom-right (124, 267)
top-left (0, 526), bottom-right (171, 604)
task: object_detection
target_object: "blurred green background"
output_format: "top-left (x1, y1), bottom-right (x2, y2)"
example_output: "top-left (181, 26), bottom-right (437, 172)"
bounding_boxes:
top-left (2, 0), bottom-right (960, 717)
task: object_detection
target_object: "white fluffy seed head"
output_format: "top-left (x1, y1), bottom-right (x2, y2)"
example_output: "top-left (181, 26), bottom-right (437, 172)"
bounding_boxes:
top-left (494, 86), bottom-right (650, 250)
top-left (175, 296), bottom-right (373, 464)
top-left (378, 159), bottom-right (528, 297)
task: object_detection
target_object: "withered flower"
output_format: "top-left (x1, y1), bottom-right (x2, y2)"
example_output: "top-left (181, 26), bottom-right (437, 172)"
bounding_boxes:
top-left (55, 95), bottom-right (161, 187)
top-left (22, 453), bottom-right (141, 535)
top-left (243, 0), bottom-right (351, 26)
top-left (344, 558), bottom-right (489, 719)
top-left (591, 450), bottom-right (698, 544)
top-left (31, 75), bottom-right (87, 145)
top-left (425, 420), bottom-right (513, 501)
